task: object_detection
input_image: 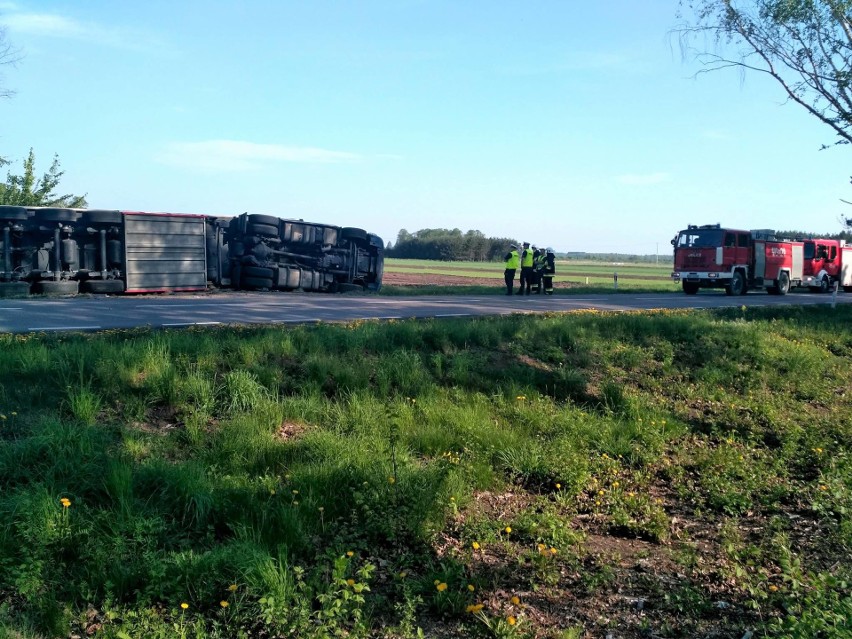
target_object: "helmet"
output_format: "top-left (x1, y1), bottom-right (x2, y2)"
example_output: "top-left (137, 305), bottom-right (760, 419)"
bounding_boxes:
top-left (546, 247), bottom-right (554, 253)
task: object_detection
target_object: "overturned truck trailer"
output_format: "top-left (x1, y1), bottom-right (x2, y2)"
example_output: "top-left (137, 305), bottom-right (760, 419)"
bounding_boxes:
top-left (0, 206), bottom-right (383, 296)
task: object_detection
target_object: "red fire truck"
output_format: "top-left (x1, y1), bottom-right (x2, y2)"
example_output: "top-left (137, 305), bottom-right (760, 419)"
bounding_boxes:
top-left (671, 224), bottom-right (852, 295)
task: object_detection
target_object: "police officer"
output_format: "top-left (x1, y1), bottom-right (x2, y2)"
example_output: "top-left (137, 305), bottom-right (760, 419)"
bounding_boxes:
top-left (542, 247), bottom-right (556, 295)
top-left (519, 242), bottom-right (534, 295)
top-left (504, 243), bottom-right (520, 295)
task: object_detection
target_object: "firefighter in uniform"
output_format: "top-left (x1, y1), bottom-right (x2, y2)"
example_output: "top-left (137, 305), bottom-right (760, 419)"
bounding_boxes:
top-left (542, 247), bottom-right (556, 295)
top-left (519, 242), bottom-right (534, 295)
top-left (503, 244), bottom-right (520, 295)
top-left (533, 246), bottom-right (546, 293)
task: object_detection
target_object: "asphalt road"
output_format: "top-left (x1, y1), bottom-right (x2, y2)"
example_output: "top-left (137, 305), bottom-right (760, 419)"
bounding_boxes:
top-left (1, 289), bottom-right (850, 334)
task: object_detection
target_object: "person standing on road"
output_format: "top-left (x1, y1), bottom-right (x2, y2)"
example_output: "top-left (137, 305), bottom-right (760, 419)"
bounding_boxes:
top-left (533, 246), bottom-right (546, 294)
top-left (542, 247), bottom-right (556, 295)
top-left (519, 242), bottom-right (534, 295)
top-left (504, 244), bottom-right (520, 295)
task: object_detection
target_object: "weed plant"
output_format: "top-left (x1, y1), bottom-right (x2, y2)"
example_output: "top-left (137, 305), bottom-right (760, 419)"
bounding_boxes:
top-left (0, 306), bottom-right (850, 637)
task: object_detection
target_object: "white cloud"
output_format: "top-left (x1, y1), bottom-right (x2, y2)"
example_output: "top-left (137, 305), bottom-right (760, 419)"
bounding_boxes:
top-left (3, 10), bottom-right (165, 51)
top-left (615, 172), bottom-right (672, 186)
top-left (156, 140), bottom-right (362, 172)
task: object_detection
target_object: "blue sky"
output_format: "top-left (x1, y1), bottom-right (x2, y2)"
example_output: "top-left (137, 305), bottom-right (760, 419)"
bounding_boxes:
top-left (1, 1), bottom-right (849, 253)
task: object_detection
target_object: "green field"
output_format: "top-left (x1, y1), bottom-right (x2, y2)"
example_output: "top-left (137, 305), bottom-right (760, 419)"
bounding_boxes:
top-left (0, 306), bottom-right (850, 638)
top-left (382, 258), bottom-right (679, 294)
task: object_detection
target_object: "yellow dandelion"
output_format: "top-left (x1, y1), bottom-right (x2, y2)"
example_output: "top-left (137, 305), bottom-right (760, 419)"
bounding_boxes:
top-left (228, 584), bottom-right (237, 592)
top-left (60, 497), bottom-right (71, 508)
top-left (549, 547), bottom-right (557, 555)
top-left (819, 485), bottom-right (828, 491)
top-left (627, 492), bottom-right (636, 497)
top-left (346, 551), bottom-right (354, 557)
top-left (346, 579), bottom-right (355, 586)
top-left (467, 584), bottom-right (475, 592)
top-left (508, 616), bottom-right (517, 626)
top-left (450, 496), bottom-right (455, 501)
top-left (598, 490), bottom-right (605, 495)
top-left (613, 481), bottom-right (619, 488)
top-left (504, 526), bottom-right (512, 534)
top-left (180, 602), bottom-right (189, 610)
top-left (472, 541), bottom-right (481, 550)
top-left (555, 483), bottom-right (561, 489)
top-left (436, 582), bottom-right (447, 592)
top-left (510, 595), bottom-right (520, 605)
top-left (388, 476), bottom-right (396, 484)
top-left (399, 571), bottom-right (407, 578)
top-left (537, 543), bottom-right (546, 552)
top-left (219, 600), bottom-right (229, 608)
top-left (292, 489), bottom-right (299, 495)
top-left (769, 585), bottom-right (778, 592)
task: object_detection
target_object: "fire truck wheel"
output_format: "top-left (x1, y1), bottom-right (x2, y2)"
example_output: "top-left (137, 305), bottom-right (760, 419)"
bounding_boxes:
top-left (725, 271), bottom-right (745, 296)
top-left (82, 279), bottom-right (125, 294)
top-left (0, 281), bottom-right (31, 297)
top-left (682, 281), bottom-right (699, 295)
top-left (246, 223), bottom-right (279, 237)
top-left (247, 214), bottom-right (280, 227)
top-left (818, 275), bottom-right (830, 294)
top-left (242, 276), bottom-right (274, 290)
top-left (776, 272), bottom-right (790, 296)
top-left (33, 280), bottom-right (79, 295)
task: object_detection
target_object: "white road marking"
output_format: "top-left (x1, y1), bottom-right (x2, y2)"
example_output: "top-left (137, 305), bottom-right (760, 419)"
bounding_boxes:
top-left (0, 308), bottom-right (23, 311)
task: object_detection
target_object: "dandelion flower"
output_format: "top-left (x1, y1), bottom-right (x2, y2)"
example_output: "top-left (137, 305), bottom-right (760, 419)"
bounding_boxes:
top-left (508, 616), bottom-right (517, 625)
top-left (472, 541), bottom-right (481, 550)
top-left (504, 526), bottom-right (512, 534)
top-left (60, 498), bottom-right (71, 508)
top-left (346, 551), bottom-right (355, 557)
top-left (466, 603), bottom-right (483, 613)
top-left (510, 595), bottom-right (520, 605)
top-left (555, 483), bottom-right (561, 489)
top-left (467, 584), bottom-right (475, 592)
top-left (819, 485), bottom-right (828, 491)
top-left (219, 600), bottom-right (229, 608)
top-left (228, 584), bottom-right (237, 592)
top-left (436, 582), bottom-right (447, 592)
top-left (537, 543), bottom-right (546, 552)
top-left (549, 547), bottom-right (557, 555)
top-left (388, 476), bottom-right (396, 484)
top-left (399, 571), bottom-right (407, 578)
top-left (180, 602), bottom-right (189, 610)
top-left (612, 481), bottom-right (619, 488)
top-left (769, 585), bottom-right (778, 592)
top-left (346, 579), bottom-right (355, 586)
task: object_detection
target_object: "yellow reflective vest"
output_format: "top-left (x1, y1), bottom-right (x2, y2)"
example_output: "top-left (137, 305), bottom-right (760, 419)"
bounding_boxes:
top-left (522, 249), bottom-right (534, 268)
top-left (505, 250), bottom-right (520, 270)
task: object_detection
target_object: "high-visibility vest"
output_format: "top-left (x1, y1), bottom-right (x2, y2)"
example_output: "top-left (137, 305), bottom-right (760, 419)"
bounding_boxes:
top-left (522, 249), bottom-right (534, 267)
top-left (505, 250), bottom-right (520, 270)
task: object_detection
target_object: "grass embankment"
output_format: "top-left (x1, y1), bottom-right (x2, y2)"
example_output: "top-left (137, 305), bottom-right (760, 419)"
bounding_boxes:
top-left (380, 258), bottom-right (679, 295)
top-left (0, 307), bottom-right (850, 638)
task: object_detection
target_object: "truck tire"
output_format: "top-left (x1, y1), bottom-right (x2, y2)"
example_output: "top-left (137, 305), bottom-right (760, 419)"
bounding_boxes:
top-left (33, 280), bottom-right (79, 295)
top-left (83, 210), bottom-right (123, 225)
top-left (776, 272), bottom-right (790, 296)
top-left (0, 281), bottom-right (31, 297)
top-left (247, 214), bottom-right (280, 227)
top-left (82, 279), bottom-right (124, 294)
top-left (725, 271), bottom-right (745, 296)
top-left (819, 275), bottom-right (830, 294)
top-left (0, 206), bottom-right (28, 221)
top-left (242, 276), bottom-right (273, 290)
top-left (336, 283), bottom-right (363, 293)
top-left (341, 227), bottom-right (368, 243)
top-left (242, 266), bottom-right (274, 279)
top-left (246, 223), bottom-right (279, 237)
top-left (682, 281), bottom-right (699, 295)
top-left (39, 208), bottom-right (80, 223)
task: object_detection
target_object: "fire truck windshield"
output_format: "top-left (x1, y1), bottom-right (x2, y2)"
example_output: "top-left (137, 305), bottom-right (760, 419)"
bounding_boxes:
top-left (676, 229), bottom-right (723, 248)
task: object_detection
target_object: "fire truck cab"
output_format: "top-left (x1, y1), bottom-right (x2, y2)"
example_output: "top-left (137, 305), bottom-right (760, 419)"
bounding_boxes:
top-left (801, 239), bottom-right (844, 293)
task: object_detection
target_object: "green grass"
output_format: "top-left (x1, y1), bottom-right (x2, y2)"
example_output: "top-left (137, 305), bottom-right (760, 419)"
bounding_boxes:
top-left (0, 306), bottom-right (850, 638)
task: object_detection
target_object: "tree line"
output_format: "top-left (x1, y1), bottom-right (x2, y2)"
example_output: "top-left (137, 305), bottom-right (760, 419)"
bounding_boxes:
top-left (387, 228), bottom-right (518, 261)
